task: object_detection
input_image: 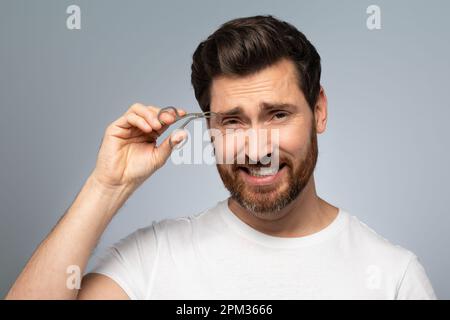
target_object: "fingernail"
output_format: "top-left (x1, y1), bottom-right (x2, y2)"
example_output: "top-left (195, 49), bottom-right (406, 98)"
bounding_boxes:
top-left (172, 130), bottom-right (187, 144)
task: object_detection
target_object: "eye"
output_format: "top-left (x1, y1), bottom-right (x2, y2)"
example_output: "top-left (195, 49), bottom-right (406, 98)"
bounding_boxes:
top-left (222, 118), bottom-right (241, 126)
top-left (272, 111), bottom-right (289, 120)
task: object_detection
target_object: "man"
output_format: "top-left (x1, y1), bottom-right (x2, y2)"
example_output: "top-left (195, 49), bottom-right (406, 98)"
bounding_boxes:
top-left (6, 15), bottom-right (436, 299)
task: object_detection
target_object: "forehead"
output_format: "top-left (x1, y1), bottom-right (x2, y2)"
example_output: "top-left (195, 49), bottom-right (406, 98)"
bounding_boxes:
top-left (210, 58), bottom-right (305, 113)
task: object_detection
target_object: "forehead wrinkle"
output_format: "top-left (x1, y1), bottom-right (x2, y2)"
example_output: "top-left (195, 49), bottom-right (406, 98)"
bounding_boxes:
top-left (223, 79), bottom-right (276, 97)
top-left (221, 66), bottom-right (297, 99)
top-left (211, 59), bottom-right (302, 112)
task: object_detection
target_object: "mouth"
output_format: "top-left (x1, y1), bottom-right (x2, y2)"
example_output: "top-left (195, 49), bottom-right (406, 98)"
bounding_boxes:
top-left (237, 163), bottom-right (287, 186)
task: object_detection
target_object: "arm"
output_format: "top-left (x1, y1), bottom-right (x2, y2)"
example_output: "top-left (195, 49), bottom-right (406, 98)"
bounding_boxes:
top-left (78, 273), bottom-right (129, 300)
top-left (5, 103), bottom-right (187, 300)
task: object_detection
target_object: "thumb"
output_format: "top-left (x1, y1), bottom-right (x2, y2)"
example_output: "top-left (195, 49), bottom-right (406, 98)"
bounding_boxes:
top-left (154, 129), bottom-right (188, 165)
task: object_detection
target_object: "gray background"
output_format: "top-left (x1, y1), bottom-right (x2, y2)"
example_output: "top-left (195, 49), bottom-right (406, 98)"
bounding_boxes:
top-left (1, 0), bottom-right (449, 298)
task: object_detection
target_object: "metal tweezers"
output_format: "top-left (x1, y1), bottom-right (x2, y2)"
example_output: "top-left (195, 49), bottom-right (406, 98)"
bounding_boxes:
top-left (157, 106), bottom-right (218, 147)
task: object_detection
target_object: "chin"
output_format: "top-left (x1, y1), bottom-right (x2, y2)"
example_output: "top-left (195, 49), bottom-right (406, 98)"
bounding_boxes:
top-left (234, 180), bottom-right (294, 216)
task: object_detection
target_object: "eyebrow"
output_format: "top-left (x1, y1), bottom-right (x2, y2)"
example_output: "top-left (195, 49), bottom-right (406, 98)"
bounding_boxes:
top-left (216, 102), bottom-right (298, 117)
top-left (260, 102), bottom-right (298, 112)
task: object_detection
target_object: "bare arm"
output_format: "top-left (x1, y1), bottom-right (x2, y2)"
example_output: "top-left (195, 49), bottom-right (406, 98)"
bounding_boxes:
top-left (5, 103), bottom-right (187, 300)
top-left (77, 273), bottom-right (129, 300)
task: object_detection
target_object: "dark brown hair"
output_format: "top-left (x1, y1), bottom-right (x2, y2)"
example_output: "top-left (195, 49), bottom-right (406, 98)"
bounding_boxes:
top-left (191, 15), bottom-right (322, 113)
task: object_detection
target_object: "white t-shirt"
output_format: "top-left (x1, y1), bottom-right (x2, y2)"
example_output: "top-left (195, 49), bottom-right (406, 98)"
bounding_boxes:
top-left (89, 198), bottom-right (436, 299)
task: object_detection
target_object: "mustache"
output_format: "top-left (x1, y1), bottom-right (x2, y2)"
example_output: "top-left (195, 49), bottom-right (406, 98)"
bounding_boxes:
top-left (231, 157), bottom-right (291, 171)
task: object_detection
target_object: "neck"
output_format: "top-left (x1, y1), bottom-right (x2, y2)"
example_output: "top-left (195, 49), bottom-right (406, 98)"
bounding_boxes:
top-left (228, 175), bottom-right (339, 238)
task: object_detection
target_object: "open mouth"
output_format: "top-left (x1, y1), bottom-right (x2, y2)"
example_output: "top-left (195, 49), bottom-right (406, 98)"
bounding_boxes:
top-left (238, 163), bottom-right (286, 176)
top-left (237, 163), bottom-right (287, 185)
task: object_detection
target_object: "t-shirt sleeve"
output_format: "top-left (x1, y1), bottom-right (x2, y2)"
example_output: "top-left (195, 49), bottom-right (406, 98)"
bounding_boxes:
top-left (87, 222), bottom-right (159, 300)
top-left (396, 254), bottom-right (437, 300)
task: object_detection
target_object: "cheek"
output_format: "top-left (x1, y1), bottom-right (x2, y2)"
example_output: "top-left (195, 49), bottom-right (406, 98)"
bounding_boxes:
top-left (212, 125), bottom-right (310, 164)
top-left (213, 131), bottom-right (246, 164)
top-left (274, 125), bottom-right (310, 156)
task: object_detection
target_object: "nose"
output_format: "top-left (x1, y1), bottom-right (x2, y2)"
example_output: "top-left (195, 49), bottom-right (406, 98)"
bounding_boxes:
top-left (245, 127), bottom-right (279, 166)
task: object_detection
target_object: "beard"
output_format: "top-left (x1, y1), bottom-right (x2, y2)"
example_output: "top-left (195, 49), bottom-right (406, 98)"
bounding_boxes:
top-left (216, 119), bottom-right (318, 216)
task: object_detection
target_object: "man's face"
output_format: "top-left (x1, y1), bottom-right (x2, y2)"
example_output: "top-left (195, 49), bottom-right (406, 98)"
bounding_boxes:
top-left (209, 58), bottom-right (318, 217)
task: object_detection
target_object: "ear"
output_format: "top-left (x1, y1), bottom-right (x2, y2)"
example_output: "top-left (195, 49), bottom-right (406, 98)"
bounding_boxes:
top-left (314, 86), bottom-right (328, 134)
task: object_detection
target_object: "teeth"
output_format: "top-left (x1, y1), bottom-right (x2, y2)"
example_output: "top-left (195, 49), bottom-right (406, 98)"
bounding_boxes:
top-left (248, 166), bottom-right (279, 177)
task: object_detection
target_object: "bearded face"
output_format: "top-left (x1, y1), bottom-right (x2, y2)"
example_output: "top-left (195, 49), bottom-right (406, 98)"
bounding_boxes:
top-left (216, 116), bottom-right (318, 216)
top-left (208, 59), bottom-right (320, 217)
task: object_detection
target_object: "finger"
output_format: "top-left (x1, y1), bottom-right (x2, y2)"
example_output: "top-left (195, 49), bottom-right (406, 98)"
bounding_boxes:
top-left (154, 129), bottom-right (188, 165)
top-left (132, 104), bottom-right (183, 132)
top-left (155, 109), bottom-right (177, 127)
top-left (148, 105), bottom-right (187, 125)
top-left (149, 107), bottom-right (186, 137)
top-left (114, 115), bottom-right (132, 129)
top-left (130, 104), bottom-right (162, 131)
top-left (125, 112), bottom-right (152, 133)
